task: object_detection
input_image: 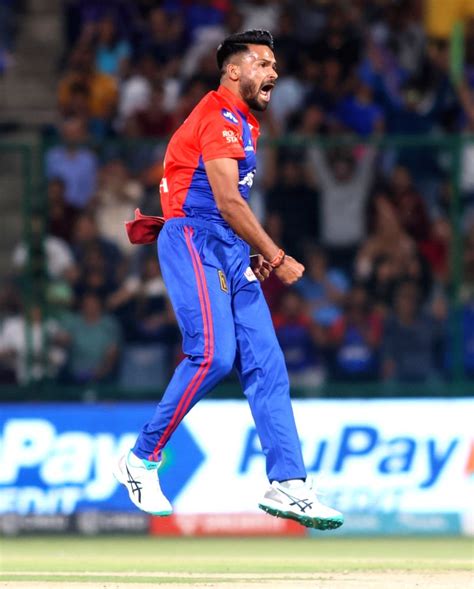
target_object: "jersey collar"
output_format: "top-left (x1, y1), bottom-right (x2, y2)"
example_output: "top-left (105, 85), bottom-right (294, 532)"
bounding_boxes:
top-left (217, 85), bottom-right (250, 117)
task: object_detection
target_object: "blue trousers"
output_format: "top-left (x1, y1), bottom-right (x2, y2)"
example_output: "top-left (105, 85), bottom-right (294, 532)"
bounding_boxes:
top-left (133, 217), bottom-right (306, 482)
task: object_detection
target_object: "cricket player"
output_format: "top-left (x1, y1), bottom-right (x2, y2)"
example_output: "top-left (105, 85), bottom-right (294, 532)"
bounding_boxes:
top-left (115, 30), bottom-right (343, 530)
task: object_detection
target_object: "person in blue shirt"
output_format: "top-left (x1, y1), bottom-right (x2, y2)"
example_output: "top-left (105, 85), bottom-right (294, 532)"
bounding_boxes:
top-left (94, 15), bottom-right (130, 78)
top-left (329, 284), bottom-right (382, 381)
top-left (335, 81), bottom-right (384, 136)
top-left (295, 246), bottom-right (349, 327)
top-left (45, 117), bottom-right (98, 209)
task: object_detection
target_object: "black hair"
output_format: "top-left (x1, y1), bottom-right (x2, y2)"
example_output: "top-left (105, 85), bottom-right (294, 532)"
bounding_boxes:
top-left (216, 29), bottom-right (274, 72)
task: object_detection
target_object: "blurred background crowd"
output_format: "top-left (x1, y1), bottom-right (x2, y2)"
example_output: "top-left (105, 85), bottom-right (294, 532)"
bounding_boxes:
top-left (0, 0), bottom-right (474, 394)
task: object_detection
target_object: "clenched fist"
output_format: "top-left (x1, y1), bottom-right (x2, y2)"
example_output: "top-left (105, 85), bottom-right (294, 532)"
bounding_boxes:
top-left (274, 255), bottom-right (305, 285)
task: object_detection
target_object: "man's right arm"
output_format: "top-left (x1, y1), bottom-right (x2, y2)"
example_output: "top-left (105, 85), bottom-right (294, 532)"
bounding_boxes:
top-left (204, 157), bottom-right (304, 285)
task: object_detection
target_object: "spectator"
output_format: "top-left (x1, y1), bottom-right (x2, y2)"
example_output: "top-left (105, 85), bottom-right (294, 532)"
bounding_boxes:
top-left (390, 166), bottom-right (430, 242)
top-left (290, 103), bottom-right (327, 138)
top-left (61, 292), bottom-right (121, 384)
top-left (12, 213), bottom-right (77, 284)
top-left (273, 290), bottom-right (325, 388)
top-left (0, 282), bottom-right (21, 383)
top-left (273, 8), bottom-right (302, 73)
top-left (371, 67), bottom-right (453, 210)
top-left (138, 7), bottom-right (182, 68)
top-left (295, 247), bottom-right (349, 328)
top-left (383, 280), bottom-right (444, 383)
top-left (268, 50), bottom-right (305, 131)
top-left (260, 213), bottom-right (288, 315)
top-left (58, 46), bottom-right (118, 135)
top-left (74, 245), bottom-right (118, 300)
top-left (62, 0), bottom-right (138, 51)
top-left (371, 1), bottom-right (425, 75)
top-left (335, 81), bottom-right (385, 136)
top-left (132, 82), bottom-right (175, 138)
top-left (47, 178), bottom-right (79, 243)
top-left (0, 304), bottom-right (67, 384)
top-left (265, 159), bottom-right (319, 261)
top-left (418, 215), bottom-right (451, 286)
top-left (94, 159), bottom-right (143, 254)
top-left (60, 81), bottom-right (92, 120)
top-left (356, 193), bottom-right (416, 285)
top-left (94, 15), bottom-right (130, 78)
top-left (239, 0), bottom-right (281, 34)
top-left (180, 7), bottom-right (243, 80)
top-left (71, 212), bottom-right (125, 290)
top-left (307, 145), bottom-right (376, 272)
top-left (107, 254), bottom-right (177, 345)
top-left (305, 57), bottom-right (346, 115)
top-left (172, 76), bottom-right (212, 124)
top-left (117, 54), bottom-right (156, 128)
top-left (329, 285), bottom-right (382, 381)
top-left (45, 117), bottom-right (98, 209)
top-left (309, 6), bottom-right (362, 78)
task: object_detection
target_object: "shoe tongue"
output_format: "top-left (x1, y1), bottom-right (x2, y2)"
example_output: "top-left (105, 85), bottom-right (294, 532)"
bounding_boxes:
top-left (128, 451), bottom-right (159, 470)
top-left (280, 479), bottom-right (305, 490)
top-left (142, 459), bottom-right (159, 470)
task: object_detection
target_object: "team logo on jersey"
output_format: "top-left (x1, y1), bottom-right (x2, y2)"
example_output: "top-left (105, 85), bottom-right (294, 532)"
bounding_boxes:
top-left (217, 269), bottom-right (229, 293)
top-left (221, 109), bottom-right (239, 124)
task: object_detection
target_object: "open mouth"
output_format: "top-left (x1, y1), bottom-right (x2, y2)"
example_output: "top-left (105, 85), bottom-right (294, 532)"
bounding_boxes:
top-left (259, 83), bottom-right (275, 102)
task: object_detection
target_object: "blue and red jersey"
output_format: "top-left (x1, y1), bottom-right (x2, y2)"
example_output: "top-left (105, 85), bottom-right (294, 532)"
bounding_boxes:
top-left (160, 85), bottom-right (260, 227)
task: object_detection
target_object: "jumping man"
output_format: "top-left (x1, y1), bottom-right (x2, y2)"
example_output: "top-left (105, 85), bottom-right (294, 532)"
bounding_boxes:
top-left (115, 30), bottom-right (343, 530)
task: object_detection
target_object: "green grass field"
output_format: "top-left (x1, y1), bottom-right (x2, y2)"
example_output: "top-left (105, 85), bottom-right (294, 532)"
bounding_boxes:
top-left (0, 536), bottom-right (474, 589)
top-left (1, 536), bottom-right (473, 587)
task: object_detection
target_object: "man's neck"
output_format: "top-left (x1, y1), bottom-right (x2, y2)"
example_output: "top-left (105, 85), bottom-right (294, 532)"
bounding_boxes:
top-left (218, 81), bottom-right (249, 115)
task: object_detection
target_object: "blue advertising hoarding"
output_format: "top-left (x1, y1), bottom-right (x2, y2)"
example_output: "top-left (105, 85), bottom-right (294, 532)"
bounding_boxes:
top-left (0, 399), bottom-right (473, 535)
top-left (0, 404), bottom-right (203, 515)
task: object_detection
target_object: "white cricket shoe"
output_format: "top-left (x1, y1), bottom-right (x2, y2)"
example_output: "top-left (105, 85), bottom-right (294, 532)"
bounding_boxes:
top-left (113, 451), bottom-right (172, 516)
top-left (258, 479), bottom-right (343, 530)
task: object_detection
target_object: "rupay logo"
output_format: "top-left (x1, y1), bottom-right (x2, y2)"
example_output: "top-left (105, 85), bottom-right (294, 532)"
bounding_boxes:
top-left (239, 425), bottom-right (460, 490)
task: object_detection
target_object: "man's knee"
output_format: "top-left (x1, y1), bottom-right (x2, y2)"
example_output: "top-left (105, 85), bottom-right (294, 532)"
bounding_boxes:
top-left (211, 345), bottom-right (236, 380)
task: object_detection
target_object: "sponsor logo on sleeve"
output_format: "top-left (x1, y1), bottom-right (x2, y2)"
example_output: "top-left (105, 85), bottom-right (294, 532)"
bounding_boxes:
top-left (222, 129), bottom-right (239, 144)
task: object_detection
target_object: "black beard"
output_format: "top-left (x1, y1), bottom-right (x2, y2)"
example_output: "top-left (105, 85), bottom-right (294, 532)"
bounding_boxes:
top-left (239, 78), bottom-right (268, 112)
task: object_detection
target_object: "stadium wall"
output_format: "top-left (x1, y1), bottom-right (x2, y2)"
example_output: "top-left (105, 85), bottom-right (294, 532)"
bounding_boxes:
top-left (0, 399), bottom-right (472, 537)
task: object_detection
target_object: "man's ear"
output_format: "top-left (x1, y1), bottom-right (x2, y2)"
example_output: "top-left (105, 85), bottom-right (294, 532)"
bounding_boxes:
top-left (226, 62), bottom-right (240, 81)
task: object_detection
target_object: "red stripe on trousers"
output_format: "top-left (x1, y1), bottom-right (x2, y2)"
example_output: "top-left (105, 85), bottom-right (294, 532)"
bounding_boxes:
top-left (163, 226), bottom-right (215, 440)
top-left (149, 226), bottom-right (214, 459)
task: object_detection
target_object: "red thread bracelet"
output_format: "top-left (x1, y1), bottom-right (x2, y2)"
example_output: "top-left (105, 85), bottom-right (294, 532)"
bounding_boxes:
top-left (269, 249), bottom-right (285, 268)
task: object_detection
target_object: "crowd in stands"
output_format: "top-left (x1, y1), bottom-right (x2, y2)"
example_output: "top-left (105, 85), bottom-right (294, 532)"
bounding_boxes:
top-left (1, 0), bottom-right (474, 392)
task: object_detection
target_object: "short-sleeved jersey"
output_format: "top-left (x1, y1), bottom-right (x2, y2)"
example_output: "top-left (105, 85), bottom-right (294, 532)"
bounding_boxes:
top-left (160, 85), bottom-right (260, 227)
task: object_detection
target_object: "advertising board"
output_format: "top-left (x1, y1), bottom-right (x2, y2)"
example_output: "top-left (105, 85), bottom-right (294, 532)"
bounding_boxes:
top-left (0, 400), bottom-right (472, 535)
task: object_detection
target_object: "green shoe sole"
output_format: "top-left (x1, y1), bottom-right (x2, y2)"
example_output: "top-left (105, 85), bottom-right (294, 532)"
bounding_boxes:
top-left (258, 504), bottom-right (344, 531)
top-left (149, 510), bottom-right (173, 517)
